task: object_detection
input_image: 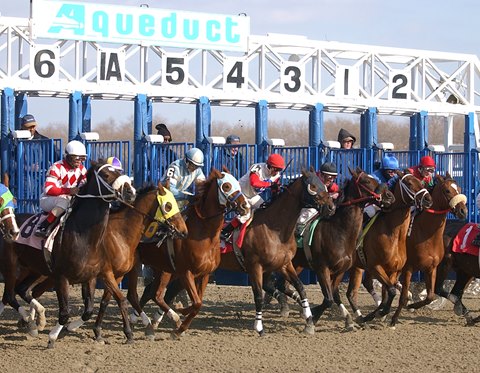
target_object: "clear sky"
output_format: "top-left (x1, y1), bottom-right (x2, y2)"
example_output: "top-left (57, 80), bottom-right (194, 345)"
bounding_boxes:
top-left (2, 0), bottom-right (479, 130)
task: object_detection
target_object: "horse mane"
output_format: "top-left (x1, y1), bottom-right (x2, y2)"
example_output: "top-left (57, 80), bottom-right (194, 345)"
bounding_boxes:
top-left (109, 184), bottom-right (157, 214)
top-left (191, 168), bottom-right (222, 205)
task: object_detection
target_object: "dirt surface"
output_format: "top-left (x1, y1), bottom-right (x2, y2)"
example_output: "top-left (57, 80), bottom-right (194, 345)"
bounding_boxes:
top-left (0, 282), bottom-right (478, 373)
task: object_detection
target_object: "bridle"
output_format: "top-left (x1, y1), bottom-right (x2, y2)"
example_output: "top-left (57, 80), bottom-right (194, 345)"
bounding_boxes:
top-left (424, 178), bottom-right (467, 215)
top-left (339, 172), bottom-right (383, 207)
top-left (399, 173), bottom-right (429, 208)
top-left (0, 206), bottom-right (18, 240)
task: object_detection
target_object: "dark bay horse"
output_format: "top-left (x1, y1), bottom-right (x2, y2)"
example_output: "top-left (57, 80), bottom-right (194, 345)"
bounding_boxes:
top-left (216, 169), bottom-right (335, 336)
top-left (435, 219), bottom-right (480, 323)
top-left (283, 168), bottom-right (395, 330)
top-left (89, 182), bottom-right (188, 343)
top-left (389, 174), bottom-right (467, 327)
top-left (346, 171), bottom-right (433, 323)
top-left (126, 169), bottom-right (250, 338)
top-left (2, 161), bottom-right (136, 347)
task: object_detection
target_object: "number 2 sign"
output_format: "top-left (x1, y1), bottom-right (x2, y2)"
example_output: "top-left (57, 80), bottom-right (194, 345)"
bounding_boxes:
top-left (388, 70), bottom-right (411, 100)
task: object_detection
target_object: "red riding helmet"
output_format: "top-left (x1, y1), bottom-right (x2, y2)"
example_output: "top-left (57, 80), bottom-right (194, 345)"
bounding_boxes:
top-left (266, 154), bottom-right (286, 170)
top-left (420, 155), bottom-right (436, 168)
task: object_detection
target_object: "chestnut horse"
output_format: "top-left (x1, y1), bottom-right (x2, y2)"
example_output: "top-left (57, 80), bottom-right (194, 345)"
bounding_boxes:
top-left (89, 183), bottom-right (188, 342)
top-left (389, 174), bottom-right (467, 327)
top-left (435, 219), bottom-right (480, 324)
top-left (126, 169), bottom-right (250, 338)
top-left (277, 168), bottom-right (395, 330)
top-left (2, 161), bottom-right (136, 347)
top-left (346, 171), bottom-right (433, 323)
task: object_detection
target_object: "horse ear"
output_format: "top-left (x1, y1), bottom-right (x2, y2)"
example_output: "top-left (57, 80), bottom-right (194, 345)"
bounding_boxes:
top-left (222, 165), bottom-right (231, 174)
top-left (435, 174), bottom-right (444, 183)
top-left (157, 181), bottom-right (166, 195)
top-left (164, 178), bottom-right (170, 190)
top-left (446, 171), bottom-right (452, 179)
top-left (309, 165), bottom-right (315, 173)
top-left (348, 166), bottom-right (356, 177)
top-left (90, 160), bottom-right (98, 167)
top-left (2, 172), bottom-right (9, 188)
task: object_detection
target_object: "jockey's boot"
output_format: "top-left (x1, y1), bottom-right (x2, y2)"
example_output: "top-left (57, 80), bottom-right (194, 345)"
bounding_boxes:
top-left (220, 222), bottom-right (235, 241)
top-left (35, 216), bottom-right (59, 238)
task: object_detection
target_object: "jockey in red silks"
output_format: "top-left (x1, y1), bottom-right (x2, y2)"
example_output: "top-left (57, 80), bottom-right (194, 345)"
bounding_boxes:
top-left (221, 153), bottom-right (285, 239)
top-left (35, 140), bottom-right (87, 237)
top-left (409, 155), bottom-right (436, 191)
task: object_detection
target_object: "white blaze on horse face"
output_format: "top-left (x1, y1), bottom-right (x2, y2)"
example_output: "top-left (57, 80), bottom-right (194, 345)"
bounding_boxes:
top-left (451, 183), bottom-right (458, 192)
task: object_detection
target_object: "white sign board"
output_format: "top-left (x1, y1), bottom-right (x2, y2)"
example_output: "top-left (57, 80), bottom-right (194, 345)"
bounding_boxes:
top-left (31, 0), bottom-right (250, 52)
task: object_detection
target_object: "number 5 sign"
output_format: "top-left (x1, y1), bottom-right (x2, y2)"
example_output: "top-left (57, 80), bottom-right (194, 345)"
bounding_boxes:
top-left (30, 45), bottom-right (60, 81)
top-left (388, 70), bottom-right (411, 100)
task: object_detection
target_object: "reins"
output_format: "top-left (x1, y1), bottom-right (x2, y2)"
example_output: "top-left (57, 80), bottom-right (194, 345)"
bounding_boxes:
top-left (339, 172), bottom-right (382, 207)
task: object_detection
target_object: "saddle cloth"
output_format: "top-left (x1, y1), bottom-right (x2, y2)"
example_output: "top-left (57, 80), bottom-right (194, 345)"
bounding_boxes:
top-left (452, 223), bottom-right (480, 257)
top-left (16, 213), bottom-right (60, 252)
top-left (220, 220), bottom-right (249, 254)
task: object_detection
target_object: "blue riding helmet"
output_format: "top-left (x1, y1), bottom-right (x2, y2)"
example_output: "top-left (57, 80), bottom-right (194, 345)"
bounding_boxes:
top-left (382, 153), bottom-right (399, 170)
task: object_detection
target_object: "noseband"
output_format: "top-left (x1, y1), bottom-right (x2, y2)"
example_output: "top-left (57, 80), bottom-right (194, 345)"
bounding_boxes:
top-left (399, 174), bottom-right (429, 208)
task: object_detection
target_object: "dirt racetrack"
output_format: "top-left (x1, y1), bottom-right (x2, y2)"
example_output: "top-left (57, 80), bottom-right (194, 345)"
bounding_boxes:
top-left (0, 282), bottom-right (478, 373)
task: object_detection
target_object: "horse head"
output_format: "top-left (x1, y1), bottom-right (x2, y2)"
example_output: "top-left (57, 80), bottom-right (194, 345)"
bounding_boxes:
top-left (216, 169), bottom-right (250, 218)
top-left (348, 167), bottom-right (395, 209)
top-left (302, 168), bottom-right (335, 217)
top-left (155, 181), bottom-right (188, 239)
top-left (0, 185), bottom-right (19, 242)
top-left (87, 160), bottom-right (136, 204)
top-left (396, 170), bottom-right (433, 209)
top-left (434, 173), bottom-right (468, 220)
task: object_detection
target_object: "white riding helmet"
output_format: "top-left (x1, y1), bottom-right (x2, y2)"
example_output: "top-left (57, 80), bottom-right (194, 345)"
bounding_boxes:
top-left (65, 140), bottom-right (87, 156)
top-left (185, 147), bottom-right (204, 167)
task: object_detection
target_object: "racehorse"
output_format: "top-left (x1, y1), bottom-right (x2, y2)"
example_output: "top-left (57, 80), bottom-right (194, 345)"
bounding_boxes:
top-left (435, 219), bottom-right (480, 324)
top-left (346, 171), bottom-right (433, 323)
top-left (276, 168), bottom-right (395, 330)
top-left (211, 169), bottom-right (335, 336)
top-left (88, 182), bottom-right (188, 343)
top-left (2, 160), bottom-right (136, 347)
top-left (126, 169), bottom-right (251, 338)
top-left (389, 174), bottom-right (467, 327)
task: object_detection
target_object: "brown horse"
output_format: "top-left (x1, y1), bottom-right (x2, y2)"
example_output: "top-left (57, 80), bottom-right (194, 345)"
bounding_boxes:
top-left (215, 169), bottom-right (335, 335)
top-left (346, 171), bottom-right (433, 323)
top-left (389, 174), bottom-right (467, 327)
top-left (126, 169), bottom-right (250, 338)
top-left (3, 160), bottom-right (136, 347)
top-left (59, 182), bottom-right (188, 344)
top-left (275, 168), bottom-right (395, 330)
top-left (435, 219), bottom-right (480, 323)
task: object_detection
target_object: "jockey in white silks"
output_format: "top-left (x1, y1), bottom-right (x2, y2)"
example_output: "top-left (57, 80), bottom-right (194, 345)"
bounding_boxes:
top-left (221, 153), bottom-right (285, 238)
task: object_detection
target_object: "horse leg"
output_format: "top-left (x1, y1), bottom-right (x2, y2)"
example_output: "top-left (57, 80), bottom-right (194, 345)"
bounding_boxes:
top-left (152, 272), bottom-right (182, 329)
top-left (283, 262), bottom-right (314, 335)
top-left (67, 279), bottom-right (96, 332)
top-left (310, 266), bottom-right (333, 326)
top-left (30, 276), bottom-right (54, 331)
top-left (173, 273), bottom-right (208, 338)
top-left (346, 266), bottom-right (367, 324)
top-left (362, 270), bottom-right (382, 306)
top-left (407, 269), bottom-right (438, 310)
top-left (361, 266), bottom-right (397, 323)
top-left (331, 273), bottom-right (355, 331)
top-left (1, 253), bottom-right (30, 324)
top-left (390, 269), bottom-right (413, 327)
top-left (14, 274), bottom-right (44, 337)
top-left (126, 267), bottom-right (155, 339)
top-left (93, 288), bottom-right (112, 343)
top-left (445, 271), bottom-right (472, 319)
top-left (100, 274), bottom-right (134, 344)
top-left (48, 275), bottom-right (70, 349)
top-left (262, 273), bottom-right (290, 317)
top-left (248, 267), bottom-right (266, 337)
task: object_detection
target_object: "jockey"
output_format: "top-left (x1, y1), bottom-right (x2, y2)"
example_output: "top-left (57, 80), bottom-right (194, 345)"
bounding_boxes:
top-left (409, 155), bottom-right (435, 191)
top-left (372, 153), bottom-right (400, 188)
top-left (163, 147), bottom-right (206, 208)
top-left (35, 140), bottom-right (87, 237)
top-left (221, 153), bottom-right (285, 239)
top-left (296, 162), bottom-right (339, 236)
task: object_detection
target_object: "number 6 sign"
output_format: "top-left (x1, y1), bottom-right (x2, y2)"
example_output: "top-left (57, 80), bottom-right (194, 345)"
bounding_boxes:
top-left (30, 45), bottom-right (60, 81)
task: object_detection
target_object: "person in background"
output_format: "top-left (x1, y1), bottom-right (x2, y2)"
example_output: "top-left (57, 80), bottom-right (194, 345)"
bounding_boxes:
top-left (223, 134), bottom-right (244, 178)
top-left (337, 128), bottom-right (356, 149)
top-left (409, 155), bottom-right (436, 191)
top-left (35, 140), bottom-right (87, 237)
top-left (163, 147), bottom-right (206, 209)
top-left (154, 123), bottom-right (177, 180)
top-left (155, 123), bottom-right (173, 142)
top-left (21, 114), bottom-right (49, 140)
top-left (221, 153), bottom-right (285, 239)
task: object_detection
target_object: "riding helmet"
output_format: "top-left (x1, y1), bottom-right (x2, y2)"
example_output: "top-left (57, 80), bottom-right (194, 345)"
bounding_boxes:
top-left (420, 155), bottom-right (436, 168)
top-left (65, 140), bottom-right (87, 156)
top-left (320, 162), bottom-right (338, 176)
top-left (266, 154), bottom-right (286, 170)
top-left (107, 156), bottom-right (123, 170)
top-left (185, 147), bottom-right (204, 166)
top-left (381, 153), bottom-right (399, 170)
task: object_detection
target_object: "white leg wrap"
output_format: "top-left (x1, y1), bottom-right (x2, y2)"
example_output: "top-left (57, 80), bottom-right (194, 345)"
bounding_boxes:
top-left (355, 309), bottom-right (362, 317)
top-left (140, 311), bottom-right (151, 327)
top-left (0, 302), bottom-right (5, 316)
top-left (339, 303), bottom-right (349, 318)
top-left (254, 312), bottom-right (263, 333)
top-left (167, 308), bottom-right (180, 323)
top-left (29, 306), bottom-right (36, 322)
top-left (301, 299), bottom-right (312, 319)
top-left (66, 318), bottom-right (85, 332)
top-left (31, 299), bottom-right (45, 314)
top-left (49, 322), bottom-right (64, 341)
top-left (18, 306), bottom-right (29, 321)
top-left (153, 309), bottom-right (164, 327)
top-left (129, 310), bottom-right (140, 323)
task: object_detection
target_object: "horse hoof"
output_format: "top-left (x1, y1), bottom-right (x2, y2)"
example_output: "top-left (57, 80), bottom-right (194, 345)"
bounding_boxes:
top-left (125, 339), bottom-right (134, 345)
top-left (257, 329), bottom-right (265, 337)
top-left (47, 340), bottom-right (55, 349)
top-left (454, 303), bottom-right (466, 317)
top-left (170, 332), bottom-right (181, 340)
top-left (280, 309), bottom-right (290, 318)
top-left (303, 325), bottom-right (315, 335)
top-left (95, 337), bottom-right (105, 345)
top-left (145, 324), bottom-right (155, 337)
top-left (28, 323), bottom-right (39, 338)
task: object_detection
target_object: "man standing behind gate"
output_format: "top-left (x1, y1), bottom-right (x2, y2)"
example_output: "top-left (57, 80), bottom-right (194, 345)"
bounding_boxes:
top-left (21, 114), bottom-right (49, 140)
